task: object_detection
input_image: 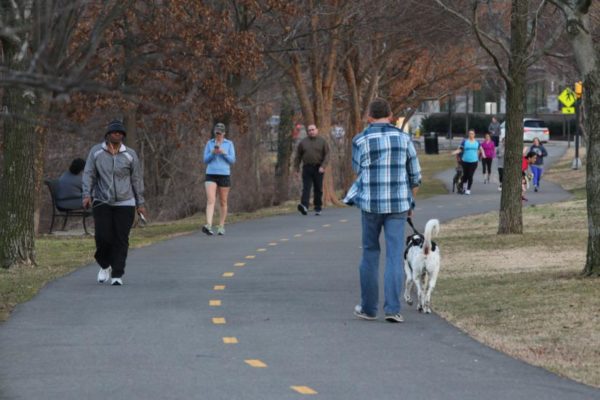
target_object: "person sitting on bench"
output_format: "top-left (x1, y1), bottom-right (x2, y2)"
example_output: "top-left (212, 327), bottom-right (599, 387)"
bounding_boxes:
top-left (56, 158), bottom-right (86, 210)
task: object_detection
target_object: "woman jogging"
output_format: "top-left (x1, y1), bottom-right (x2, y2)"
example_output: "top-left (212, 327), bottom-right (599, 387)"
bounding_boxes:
top-left (480, 133), bottom-right (495, 184)
top-left (452, 129), bottom-right (485, 195)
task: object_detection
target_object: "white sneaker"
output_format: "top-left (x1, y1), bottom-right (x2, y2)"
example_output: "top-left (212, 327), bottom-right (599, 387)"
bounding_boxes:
top-left (498, 185), bottom-right (502, 191)
top-left (111, 278), bottom-right (123, 286)
top-left (353, 305), bottom-right (377, 321)
top-left (97, 267), bottom-right (111, 284)
top-left (465, 189), bottom-right (471, 195)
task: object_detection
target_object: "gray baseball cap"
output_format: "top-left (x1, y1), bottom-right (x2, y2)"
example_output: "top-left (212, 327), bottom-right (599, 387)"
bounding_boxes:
top-left (214, 123), bottom-right (226, 133)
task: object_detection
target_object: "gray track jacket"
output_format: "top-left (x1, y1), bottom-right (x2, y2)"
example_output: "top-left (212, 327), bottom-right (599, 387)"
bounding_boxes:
top-left (82, 142), bottom-right (145, 206)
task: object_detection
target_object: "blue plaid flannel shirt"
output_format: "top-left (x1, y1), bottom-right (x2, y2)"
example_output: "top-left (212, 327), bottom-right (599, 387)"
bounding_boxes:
top-left (343, 123), bottom-right (421, 213)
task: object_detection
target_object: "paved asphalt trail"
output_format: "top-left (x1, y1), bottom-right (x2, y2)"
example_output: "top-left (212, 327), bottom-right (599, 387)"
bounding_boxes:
top-left (1, 142), bottom-right (598, 400)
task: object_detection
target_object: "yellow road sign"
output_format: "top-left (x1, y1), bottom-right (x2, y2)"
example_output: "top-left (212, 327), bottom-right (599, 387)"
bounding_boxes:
top-left (558, 88), bottom-right (577, 107)
top-left (562, 106), bottom-right (575, 114)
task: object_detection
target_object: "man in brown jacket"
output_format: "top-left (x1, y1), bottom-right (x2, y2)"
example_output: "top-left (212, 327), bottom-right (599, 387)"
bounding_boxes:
top-left (294, 124), bottom-right (330, 215)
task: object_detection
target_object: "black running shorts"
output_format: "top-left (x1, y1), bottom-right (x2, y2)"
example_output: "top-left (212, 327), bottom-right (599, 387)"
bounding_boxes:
top-left (205, 174), bottom-right (231, 187)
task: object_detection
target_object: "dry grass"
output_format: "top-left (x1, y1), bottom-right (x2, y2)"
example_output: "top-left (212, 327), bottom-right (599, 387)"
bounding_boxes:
top-left (435, 145), bottom-right (600, 387)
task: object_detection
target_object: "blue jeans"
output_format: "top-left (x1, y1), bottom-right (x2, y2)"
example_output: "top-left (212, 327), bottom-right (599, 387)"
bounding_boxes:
top-left (359, 210), bottom-right (407, 316)
top-left (530, 165), bottom-right (543, 187)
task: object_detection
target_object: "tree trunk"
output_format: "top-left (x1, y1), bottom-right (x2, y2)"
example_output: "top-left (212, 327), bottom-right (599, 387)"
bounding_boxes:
top-left (583, 69), bottom-right (600, 276)
top-left (342, 57), bottom-right (364, 190)
top-left (319, 122), bottom-right (342, 206)
top-left (33, 117), bottom-right (47, 235)
top-left (33, 97), bottom-right (50, 235)
top-left (498, 0), bottom-right (528, 235)
top-left (124, 108), bottom-right (138, 149)
top-left (557, 1), bottom-right (599, 276)
top-left (0, 86), bottom-right (37, 268)
top-left (289, 54), bottom-right (315, 127)
top-left (274, 91), bottom-right (294, 205)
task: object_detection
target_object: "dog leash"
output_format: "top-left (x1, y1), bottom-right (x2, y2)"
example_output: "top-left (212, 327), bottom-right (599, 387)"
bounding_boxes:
top-left (407, 217), bottom-right (421, 236)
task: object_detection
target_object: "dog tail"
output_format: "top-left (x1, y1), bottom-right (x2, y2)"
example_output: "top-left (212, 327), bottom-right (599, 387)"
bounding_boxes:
top-left (423, 219), bottom-right (440, 256)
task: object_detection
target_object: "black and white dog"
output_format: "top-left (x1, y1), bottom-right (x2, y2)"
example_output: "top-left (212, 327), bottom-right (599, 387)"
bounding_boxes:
top-left (403, 218), bottom-right (441, 314)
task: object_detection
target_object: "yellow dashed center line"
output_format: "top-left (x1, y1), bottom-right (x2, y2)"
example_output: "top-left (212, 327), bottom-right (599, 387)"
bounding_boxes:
top-left (291, 386), bottom-right (318, 395)
top-left (210, 227), bottom-right (323, 392)
top-left (245, 359), bottom-right (267, 368)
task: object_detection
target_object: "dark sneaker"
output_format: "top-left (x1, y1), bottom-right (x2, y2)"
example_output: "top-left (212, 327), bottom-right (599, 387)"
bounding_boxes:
top-left (297, 204), bottom-right (308, 215)
top-left (534, 186), bottom-right (538, 192)
top-left (354, 305), bottom-right (376, 321)
top-left (202, 224), bottom-right (214, 235)
top-left (384, 313), bottom-right (404, 323)
top-left (111, 278), bottom-right (123, 286)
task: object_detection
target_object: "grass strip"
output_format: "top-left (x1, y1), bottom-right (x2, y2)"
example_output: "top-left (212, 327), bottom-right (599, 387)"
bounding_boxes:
top-left (434, 146), bottom-right (600, 387)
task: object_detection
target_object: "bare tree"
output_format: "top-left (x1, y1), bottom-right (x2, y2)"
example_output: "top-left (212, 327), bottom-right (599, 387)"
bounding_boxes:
top-left (550, 0), bottom-right (600, 276)
top-left (274, 89), bottom-right (295, 204)
top-left (0, 1), bottom-right (129, 269)
top-left (434, 0), bottom-right (565, 234)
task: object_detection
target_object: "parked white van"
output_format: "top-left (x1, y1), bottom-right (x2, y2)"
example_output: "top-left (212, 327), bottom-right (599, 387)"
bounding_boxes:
top-left (500, 118), bottom-right (549, 143)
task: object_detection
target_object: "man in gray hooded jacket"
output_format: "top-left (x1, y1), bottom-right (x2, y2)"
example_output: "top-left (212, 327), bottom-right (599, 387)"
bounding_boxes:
top-left (82, 120), bottom-right (145, 286)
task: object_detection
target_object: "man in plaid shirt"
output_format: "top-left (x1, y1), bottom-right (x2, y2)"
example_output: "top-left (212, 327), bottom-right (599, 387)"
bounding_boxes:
top-left (344, 98), bottom-right (421, 323)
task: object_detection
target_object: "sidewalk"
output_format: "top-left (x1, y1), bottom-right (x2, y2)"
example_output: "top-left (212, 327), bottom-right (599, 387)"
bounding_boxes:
top-left (0, 141), bottom-right (597, 400)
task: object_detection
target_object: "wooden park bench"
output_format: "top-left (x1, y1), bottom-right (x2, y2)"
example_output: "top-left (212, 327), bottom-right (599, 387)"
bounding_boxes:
top-left (44, 178), bottom-right (92, 234)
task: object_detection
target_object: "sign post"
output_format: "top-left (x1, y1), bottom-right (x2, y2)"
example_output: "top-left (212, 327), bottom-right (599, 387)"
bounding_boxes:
top-left (573, 82), bottom-right (583, 170)
top-left (558, 86), bottom-right (581, 169)
top-left (573, 99), bottom-right (582, 170)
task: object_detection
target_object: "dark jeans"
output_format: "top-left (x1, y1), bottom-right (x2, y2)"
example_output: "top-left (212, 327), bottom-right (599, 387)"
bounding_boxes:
top-left (301, 164), bottom-right (324, 211)
top-left (481, 158), bottom-right (493, 174)
top-left (461, 161), bottom-right (478, 190)
top-left (498, 167), bottom-right (504, 184)
top-left (93, 203), bottom-right (136, 278)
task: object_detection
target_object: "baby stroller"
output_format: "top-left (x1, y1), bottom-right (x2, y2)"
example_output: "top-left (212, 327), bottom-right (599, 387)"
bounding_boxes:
top-left (452, 155), bottom-right (464, 194)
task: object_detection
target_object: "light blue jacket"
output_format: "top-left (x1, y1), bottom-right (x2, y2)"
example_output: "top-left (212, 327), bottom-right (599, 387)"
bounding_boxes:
top-left (203, 138), bottom-right (236, 175)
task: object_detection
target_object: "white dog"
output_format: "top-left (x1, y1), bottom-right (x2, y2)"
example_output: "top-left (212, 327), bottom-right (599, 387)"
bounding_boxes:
top-left (403, 219), bottom-right (441, 314)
